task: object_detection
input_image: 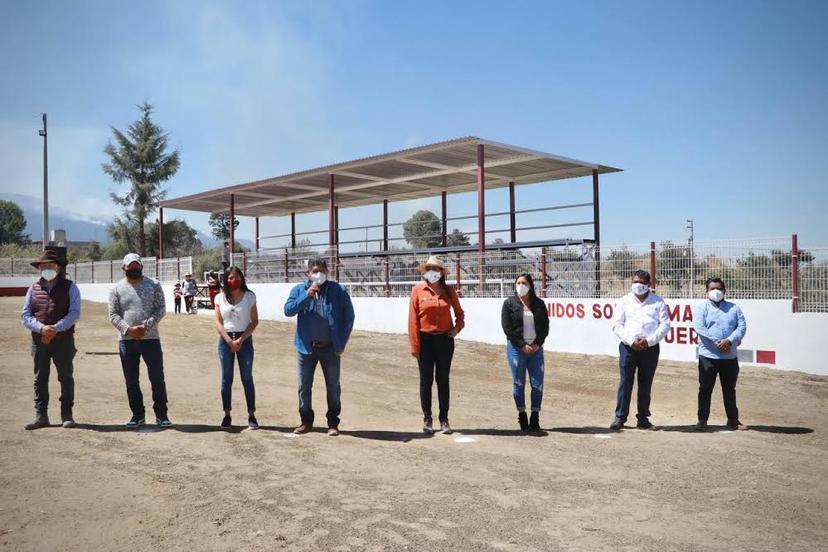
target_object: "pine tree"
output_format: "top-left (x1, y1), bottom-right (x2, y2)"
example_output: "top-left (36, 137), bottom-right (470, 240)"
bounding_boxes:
top-left (102, 102), bottom-right (180, 256)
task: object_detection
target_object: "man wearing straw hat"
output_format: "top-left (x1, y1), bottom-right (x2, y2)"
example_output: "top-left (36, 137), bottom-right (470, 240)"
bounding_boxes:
top-left (20, 248), bottom-right (82, 430)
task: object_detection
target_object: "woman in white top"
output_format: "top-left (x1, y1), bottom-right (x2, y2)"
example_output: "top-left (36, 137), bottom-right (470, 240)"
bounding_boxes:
top-left (214, 266), bottom-right (259, 430)
top-left (500, 273), bottom-right (550, 432)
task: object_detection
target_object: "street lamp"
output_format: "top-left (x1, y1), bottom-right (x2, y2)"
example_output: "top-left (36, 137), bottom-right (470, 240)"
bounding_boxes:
top-left (39, 113), bottom-right (48, 250)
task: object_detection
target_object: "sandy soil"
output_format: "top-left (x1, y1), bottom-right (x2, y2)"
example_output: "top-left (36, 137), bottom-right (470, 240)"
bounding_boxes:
top-left (0, 296), bottom-right (826, 551)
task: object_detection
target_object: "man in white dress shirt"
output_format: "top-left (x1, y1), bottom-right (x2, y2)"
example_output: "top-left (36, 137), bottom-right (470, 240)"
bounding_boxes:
top-left (609, 270), bottom-right (671, 430)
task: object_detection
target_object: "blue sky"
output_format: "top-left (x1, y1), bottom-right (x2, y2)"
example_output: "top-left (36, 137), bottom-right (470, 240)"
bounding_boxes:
top-left (1, 0), bottom-right (826, 251)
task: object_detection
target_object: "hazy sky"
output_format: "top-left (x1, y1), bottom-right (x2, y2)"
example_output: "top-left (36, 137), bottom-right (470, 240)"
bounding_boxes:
top-left (1, 0), bottom-right (826, 251)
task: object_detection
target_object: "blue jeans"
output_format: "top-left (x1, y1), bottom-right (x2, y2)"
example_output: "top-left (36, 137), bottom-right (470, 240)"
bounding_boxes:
top-left (506, 341), bottom-right (545, 412)
top-left (218, 336), bottom-right (255, 413)
top-left (615, 343), bottom-right (659, 423)
top-left (297, 345), bottom-right (341, 427)
top-left (118, 339), bottom-right (168, 419)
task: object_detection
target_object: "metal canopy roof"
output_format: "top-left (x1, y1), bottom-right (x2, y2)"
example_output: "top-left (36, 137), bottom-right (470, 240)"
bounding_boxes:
top-left (159, 136), bottom-right (621, 217)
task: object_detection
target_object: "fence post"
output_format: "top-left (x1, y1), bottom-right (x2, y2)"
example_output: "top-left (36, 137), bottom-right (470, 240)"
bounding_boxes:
top-left (649, 241), bottom-right (657, 290)
top-left (540, 247), bottom-right (547, 298)
top-left (455, 255), bottom-right (461, 296)
top-left (284, 248), bottom-right (289, 284)
top-left (74, 262), bottom-right (78, 282)
top-left (91, 261), bottom-right (95, 283)
top-left (9, 257), bottom-right (13, 277)
top-left (792, 234), bottom-right (799, 313)
top-left (177, 257), bottom-right (181, 282)
top-left (384, 258), bottom-right (390, 297)
top-left (155, 257), bottom-right (159, 279)
top-left (110, 261), bottom-right (113, 283)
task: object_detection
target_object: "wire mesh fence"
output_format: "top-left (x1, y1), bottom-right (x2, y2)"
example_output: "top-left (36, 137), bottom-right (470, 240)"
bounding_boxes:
top-left (1, 237), bottom-right (825, 311)
top-left (799, 247), bottom-right (828, 313)
top-left (0, 257), bottom-right (197, 284)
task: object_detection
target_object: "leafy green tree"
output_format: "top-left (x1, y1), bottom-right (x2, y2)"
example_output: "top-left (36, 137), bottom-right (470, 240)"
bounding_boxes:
top-left (0, 200), bottom-right (29, 244)
top-left (208, 212), bottom-right (240, 241)
top-left (446, 228), bottom-right (470, 246)
top-left (403, 210), bottom-right (442, 248)
top-left (607, 246), bottom-right (644, 281)
top-left (102, 102), bottom-right (181, 256)
top-left (103, 218), bottom-right (202, 259)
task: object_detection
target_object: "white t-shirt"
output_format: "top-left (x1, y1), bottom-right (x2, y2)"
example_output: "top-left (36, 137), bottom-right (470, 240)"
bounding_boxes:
top-left (215, 291), bottom-right (256, 332)
top-left (522, 308), bottom-right (537, 343)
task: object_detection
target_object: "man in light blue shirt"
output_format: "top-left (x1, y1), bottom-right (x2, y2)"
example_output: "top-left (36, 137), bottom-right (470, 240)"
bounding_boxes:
top-left (693, 277), bottom-right (747, 431)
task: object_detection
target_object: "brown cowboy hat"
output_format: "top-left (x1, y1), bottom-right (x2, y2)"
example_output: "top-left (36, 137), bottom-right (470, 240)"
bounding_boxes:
top-left (30, 249), bottom-right (67, 268)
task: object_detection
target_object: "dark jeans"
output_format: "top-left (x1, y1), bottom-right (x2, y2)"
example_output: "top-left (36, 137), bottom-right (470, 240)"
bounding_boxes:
top-left (174, 297), bottom-right (181, 313)
top-left (218, 335), bottom-right (255, 413)
top-left (418, 332), bottom-right (455, 423)
top-left (698, 356), bottom-right (740, 423)
top-left (297, 345), bottom-right (341, 427)
top-left (119, 339), bottom-right (168, 419)
top-left (184, 295), bottom-right (194, 313)
top-left (615, 342), bottom-right (659, 423)
top-left (31, 335), bottom-right (76, 420)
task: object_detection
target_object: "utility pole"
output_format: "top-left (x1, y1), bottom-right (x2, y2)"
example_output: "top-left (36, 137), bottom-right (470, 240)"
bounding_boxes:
top-left (686, 219), bottom-right (695, 297)
top-left (39, 113), bottom-right (49, 249)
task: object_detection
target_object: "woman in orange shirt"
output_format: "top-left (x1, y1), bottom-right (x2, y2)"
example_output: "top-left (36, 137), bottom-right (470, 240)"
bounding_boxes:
top-left (409, 255), bottom-right (464, 434)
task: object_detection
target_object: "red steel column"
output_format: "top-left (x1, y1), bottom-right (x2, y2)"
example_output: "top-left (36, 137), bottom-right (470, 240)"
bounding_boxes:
top-left (455, 255), bottom-right (461, 295)
top-left (477, 144), bottom-right (485, 294)
top-left (255, 217), bottom-right (260, 251)
top-left (158, 207), bottom-right (164, 259)
top-left (441, 191), bottom-right (447, 247)
top-left (650, 241), bottom-right (657, 290)
top-left (540, 247), bottom-right (547, 298)
top-left (382, 200), bottom-right (389, 251)
top-left (229, 194), bottom-right (236, 261)
top-left (509, 181), bottom-right (516, 243)
top-left (384, 258), bottom-right (390, 297)
top-left (592, 170), bottom-right (601, 296)
top-left (334, 205), bottom-right (340, 281)
top-left (328, 175), bottom-right (335, 250)
top-left (792, 234), bottom-right (799, 312)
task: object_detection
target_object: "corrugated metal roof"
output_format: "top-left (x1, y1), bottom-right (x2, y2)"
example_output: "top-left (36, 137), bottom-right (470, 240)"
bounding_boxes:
top-left (160, 136), bottom-right (621, 217)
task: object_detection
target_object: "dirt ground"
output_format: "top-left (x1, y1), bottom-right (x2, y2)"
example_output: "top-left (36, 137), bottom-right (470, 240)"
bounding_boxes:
top-left (0, 296), bottom-right (826, 552)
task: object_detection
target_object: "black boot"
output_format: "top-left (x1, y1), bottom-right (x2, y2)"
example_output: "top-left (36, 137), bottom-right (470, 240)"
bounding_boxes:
top-left (529, 412), bottom-right (541, 431)
top-left (518, 412), bottom-right (529, 431)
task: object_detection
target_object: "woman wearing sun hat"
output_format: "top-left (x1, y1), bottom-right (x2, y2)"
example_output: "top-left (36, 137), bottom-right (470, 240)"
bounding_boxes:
top-left (408, 255), bottom-right (465, 434)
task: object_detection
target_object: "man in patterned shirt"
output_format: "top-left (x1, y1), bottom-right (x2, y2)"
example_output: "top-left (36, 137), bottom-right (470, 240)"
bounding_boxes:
top-left (108, 253), bottom-right (172, 429)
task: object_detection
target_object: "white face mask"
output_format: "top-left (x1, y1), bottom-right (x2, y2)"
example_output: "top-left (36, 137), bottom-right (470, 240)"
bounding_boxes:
top-left (423, 270), bottom-right (442, 284)
top-left (41, 269), bottom-right (57, 281)
top-left (310, 271), bottom-right (327, 285)
top-left (515, 283), bottom-right (530, 297)
top-left (708, 289), bottom-right (725, 302)
top-left (631, 282), bottom-right (650, 296)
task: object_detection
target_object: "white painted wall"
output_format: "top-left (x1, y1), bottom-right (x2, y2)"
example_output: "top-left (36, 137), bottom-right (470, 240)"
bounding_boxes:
top-left (8, 278), bottom-right (824, 376)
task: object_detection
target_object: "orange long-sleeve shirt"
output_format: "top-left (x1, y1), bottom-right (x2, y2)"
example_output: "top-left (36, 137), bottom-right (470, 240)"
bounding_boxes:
top-left (408, 282), bottom-right (465, 355)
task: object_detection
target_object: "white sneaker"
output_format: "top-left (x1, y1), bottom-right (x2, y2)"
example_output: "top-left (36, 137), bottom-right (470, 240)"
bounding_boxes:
top-left (126, 417), bottom-right (145, 429)
top-left (440, 421), bottom-right (453, 435)
top-left (157, 418), bottom-right (173, 428)
top-left (62, 419), bottom-right (77, 428)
